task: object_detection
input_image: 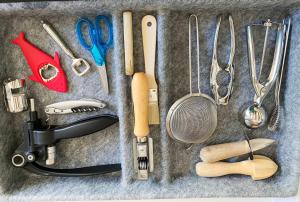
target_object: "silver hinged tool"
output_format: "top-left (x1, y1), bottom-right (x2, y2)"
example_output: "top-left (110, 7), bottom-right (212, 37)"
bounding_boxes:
top-left (41, 20), bottom-right (90, 77)
top-left (243, 19), bottom-right (286, 129)
top-left (247, 19), bottom-right (285, 106)
top-left (45, 99), bottom-right (106, 115)
top-left (210, 15), bottom-right (235, 105)
top-left (3, 78), bottom-right (28, 113)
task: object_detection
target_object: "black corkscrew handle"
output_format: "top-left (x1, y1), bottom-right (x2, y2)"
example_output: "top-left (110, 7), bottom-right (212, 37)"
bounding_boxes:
top-left (33, 114), bottom-right (118, 145)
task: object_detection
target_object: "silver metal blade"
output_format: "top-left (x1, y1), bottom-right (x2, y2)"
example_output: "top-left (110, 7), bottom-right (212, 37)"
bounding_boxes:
top-left (98, 65), bottom-right (109, 94)
top-left (249, 138), bottom-right (275, 152)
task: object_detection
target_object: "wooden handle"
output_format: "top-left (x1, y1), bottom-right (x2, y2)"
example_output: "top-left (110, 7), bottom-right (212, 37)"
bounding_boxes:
top-left (196, 161), bottom-right (251, 177)
top-left (132, 72), bottom-right (149, 137)
top-left (196, 155), bottom-right (278, 180)
top-left (200, 140), bottom-right (250, 163)
top-left (142, 15), bottom-right (157, 88)
top-left (123, 11), bottom-right (134, 76)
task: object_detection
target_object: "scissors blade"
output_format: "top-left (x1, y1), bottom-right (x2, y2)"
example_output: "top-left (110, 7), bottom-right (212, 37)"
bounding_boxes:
top-left (98, 65), bottom-right (109, 94)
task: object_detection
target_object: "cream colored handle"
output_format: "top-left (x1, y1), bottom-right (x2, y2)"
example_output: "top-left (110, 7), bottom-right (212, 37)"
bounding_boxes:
top-left (123, 11), bottom-right (134, 76)
top-left (196, 155), bottom-right (278, 180)
top-left (196, 161), bottom-right (252, 177)
top-left (200, 141), bottom-right (250, 163)
top-left (132, 72), bottom-right (149, 137)
top-left (142, 15), bottom-right (157, 88)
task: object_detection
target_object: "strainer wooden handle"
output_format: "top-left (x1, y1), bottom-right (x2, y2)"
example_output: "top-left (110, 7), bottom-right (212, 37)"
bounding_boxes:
top-left (132, 72), bottom-right (149, 137)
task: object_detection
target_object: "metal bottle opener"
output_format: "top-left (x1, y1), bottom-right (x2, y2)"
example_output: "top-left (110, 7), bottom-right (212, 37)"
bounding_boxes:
top-left (210, 15), bottom-right (235, 105)
top-left (41, 21), bottom-right (90, 77)
top-left (3, 78), bottom-right (28, 113)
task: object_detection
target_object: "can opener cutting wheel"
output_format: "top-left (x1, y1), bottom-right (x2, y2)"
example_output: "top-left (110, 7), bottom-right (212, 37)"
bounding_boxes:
top-left (12, 99), bottom-right (121, 176)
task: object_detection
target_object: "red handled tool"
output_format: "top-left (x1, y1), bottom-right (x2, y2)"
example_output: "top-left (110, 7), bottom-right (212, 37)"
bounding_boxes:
top-left (11, 32), bottom-right (68, 93)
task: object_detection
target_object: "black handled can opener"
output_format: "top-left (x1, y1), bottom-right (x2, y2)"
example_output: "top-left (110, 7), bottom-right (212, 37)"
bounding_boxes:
top-left (11, 99), bottom-right (121, 176)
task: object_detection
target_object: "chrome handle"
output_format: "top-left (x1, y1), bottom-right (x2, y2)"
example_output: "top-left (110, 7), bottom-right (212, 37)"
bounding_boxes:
top-left (41, 21), bottom-right (76, 59)
top-left (247, 22), bottom-right (286, 106)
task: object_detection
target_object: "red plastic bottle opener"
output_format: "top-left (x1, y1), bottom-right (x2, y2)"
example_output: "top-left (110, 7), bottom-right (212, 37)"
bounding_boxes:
top-left (11, 32), bottom-right (68, 93)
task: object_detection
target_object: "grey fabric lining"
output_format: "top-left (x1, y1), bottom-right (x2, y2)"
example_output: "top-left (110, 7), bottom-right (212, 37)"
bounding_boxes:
top-left (0, 1), bottom-right (299, 200)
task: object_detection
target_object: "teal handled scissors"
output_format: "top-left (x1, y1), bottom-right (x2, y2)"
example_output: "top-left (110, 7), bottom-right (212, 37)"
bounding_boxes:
top-left (76, 15), bottom-right (113, 94)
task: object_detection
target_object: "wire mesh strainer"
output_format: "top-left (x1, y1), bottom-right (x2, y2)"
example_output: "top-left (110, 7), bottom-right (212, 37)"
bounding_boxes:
top-left (166, 14), bottom-right (217, 144)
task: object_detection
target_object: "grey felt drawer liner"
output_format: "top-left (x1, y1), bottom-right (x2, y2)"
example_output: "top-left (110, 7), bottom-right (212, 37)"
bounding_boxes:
top-left (0, 0), bottom-right (300, 200)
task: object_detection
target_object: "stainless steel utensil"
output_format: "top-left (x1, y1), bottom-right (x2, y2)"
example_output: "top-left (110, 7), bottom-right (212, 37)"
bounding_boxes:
top-left (243, 19), bottom-right (286, 129)
top-left (268, 17), bottom-right (291, 131)
top-left (166, 14), bottom-right (217, 144)
top-left (45, 99), bottom-right (106, 115)
top-left (3, 78), bottom-right (28, 113)
top-left (41, 21), bottom-right (90, 77)
top-left (210, 15), bottom-right (235, 105)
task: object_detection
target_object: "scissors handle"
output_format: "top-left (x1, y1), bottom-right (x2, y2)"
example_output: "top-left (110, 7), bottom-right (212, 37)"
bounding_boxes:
top-left (95, 15), bottom-right (113, 55)
top-left (75, 15), bottom-right (113, 66)
top-left (76, 18), bottom-right (96, 50)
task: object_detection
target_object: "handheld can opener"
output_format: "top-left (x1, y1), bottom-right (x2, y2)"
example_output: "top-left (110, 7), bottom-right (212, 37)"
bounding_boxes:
top-left (12, 99), bottom-right (121, 176)
top-left (45, 99), bottom-right (106, 115)
top-left (132, 73), bottom-right (154, 180)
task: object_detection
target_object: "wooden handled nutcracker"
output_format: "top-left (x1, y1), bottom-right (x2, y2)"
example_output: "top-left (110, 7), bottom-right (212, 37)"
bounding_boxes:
top-left (132, 72), bottom-right (154, 180)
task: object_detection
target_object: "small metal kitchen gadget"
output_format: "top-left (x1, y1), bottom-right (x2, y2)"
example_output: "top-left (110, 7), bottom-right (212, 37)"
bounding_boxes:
top-left (166, 14), bottom-right (217, 144)
top-left (12, 99), bottom-right (121, 176)
top-left (243, 19), bottom-right (286, 129)
top-left (45, 99), bottom-right (106, 115)
top-left (42, 21), bottom-right (90, 77)
top-left (3, 78), bottom-right (28, 113)
top-left (210, 15), bottom-right (235, 105)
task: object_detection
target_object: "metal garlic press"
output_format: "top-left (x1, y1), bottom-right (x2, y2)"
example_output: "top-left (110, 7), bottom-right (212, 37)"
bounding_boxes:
top-left (45, 99), bottom-right (106, 115)
top-left (3, 78), bottom-right (28, 113)
top-left (210, 15), bottom-right (235, 105)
